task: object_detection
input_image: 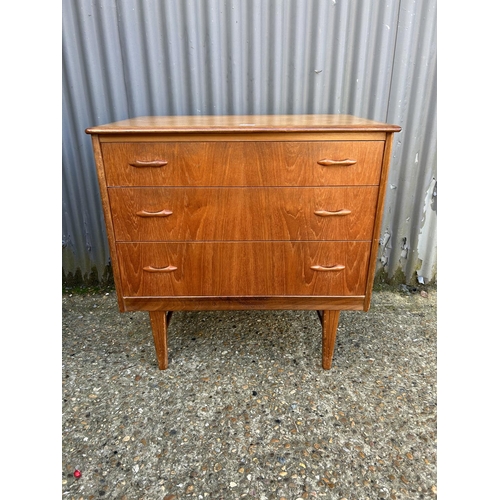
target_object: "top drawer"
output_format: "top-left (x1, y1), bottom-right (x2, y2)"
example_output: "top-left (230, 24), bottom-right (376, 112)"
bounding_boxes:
top-left (101, 141), bottom-right (384, 186)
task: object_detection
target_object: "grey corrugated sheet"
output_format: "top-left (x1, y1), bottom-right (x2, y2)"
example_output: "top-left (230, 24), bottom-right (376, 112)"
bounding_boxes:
top-left (62, 0), bottom-right (437, 286)
top-left (383, 0), bottom-right (437, 284)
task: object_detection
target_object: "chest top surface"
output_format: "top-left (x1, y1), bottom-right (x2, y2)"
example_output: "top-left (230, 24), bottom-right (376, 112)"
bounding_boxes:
top-left (86, 114), bottom-right (401, 135)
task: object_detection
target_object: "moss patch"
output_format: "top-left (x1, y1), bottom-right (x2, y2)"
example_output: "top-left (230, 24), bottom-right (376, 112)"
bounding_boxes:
top-left (63, 263), bottom-right (115, 294)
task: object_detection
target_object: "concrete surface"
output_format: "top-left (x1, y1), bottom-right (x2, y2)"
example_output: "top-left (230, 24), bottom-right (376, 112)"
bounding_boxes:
top-left (62, 284), bottom-right (436, 499)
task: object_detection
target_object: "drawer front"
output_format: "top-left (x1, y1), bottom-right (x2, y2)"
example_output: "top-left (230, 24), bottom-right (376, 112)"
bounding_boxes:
top-left (102, 141), bottom-right (384, 186)
top-left (117, 241), bottom-right (371, 297)
top-left (109, 186), bottom-right (378, 242)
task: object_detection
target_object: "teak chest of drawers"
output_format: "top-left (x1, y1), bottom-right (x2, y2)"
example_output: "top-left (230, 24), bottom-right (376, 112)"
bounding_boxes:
top-left (86, 115), bottom-right (401, 370)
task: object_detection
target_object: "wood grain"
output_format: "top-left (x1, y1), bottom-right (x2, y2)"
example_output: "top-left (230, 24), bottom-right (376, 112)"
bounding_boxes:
top-left (97, 132), bottom-right (387, 143)
top-left (86, 114), bottom-right (401, 134)
top-left (90, 136), bottom-right (126, 311)
top-left (149, 311), bottom-right (170, 370)
top-left (101, 141), bottom-right (384, 186)
top-left (322, 310), bottom-right (340, 369)
top-left (122, 296), bottom-right (366, 311)
top-left (116, 241), bottom-right (371, 297)
top-left (108, 186), bottom-right (378, 242)
top-left (363, 133), bottom-right (395, 311)
top-left (86, 114), bottom-right (401, 370)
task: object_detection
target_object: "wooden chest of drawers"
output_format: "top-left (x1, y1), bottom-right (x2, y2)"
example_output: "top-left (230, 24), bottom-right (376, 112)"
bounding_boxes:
top-left (86, 115), bottom-right (401, 370)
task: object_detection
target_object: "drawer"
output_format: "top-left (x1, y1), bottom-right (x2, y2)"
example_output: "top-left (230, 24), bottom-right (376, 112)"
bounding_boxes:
top-left (101, 141), bottom-right (384, 186)
top-left (109, 187), bottom-right (378, 241)
top-left (117, 241), bottom-right (371, 297)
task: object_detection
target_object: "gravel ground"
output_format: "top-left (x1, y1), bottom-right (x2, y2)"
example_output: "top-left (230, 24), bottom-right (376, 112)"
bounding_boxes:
top-left (62, 284), bottom-right (436, 500)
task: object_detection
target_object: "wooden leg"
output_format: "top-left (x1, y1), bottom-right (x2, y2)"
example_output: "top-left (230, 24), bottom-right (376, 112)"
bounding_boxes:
top-left (321, 310), bottom-right (340, 370)
top-left (149, 311), bottom-right (172, 370)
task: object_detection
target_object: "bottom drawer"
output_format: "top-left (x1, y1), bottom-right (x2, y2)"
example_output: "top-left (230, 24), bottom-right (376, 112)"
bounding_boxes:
top-left (117, 242), bottom-right (371, 297)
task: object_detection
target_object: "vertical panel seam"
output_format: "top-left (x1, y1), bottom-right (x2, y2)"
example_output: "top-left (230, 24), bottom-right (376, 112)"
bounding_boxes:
top-left (385, 0), bottom-right (403, 123)
top-left (114, 0), bottom-right (132, 117)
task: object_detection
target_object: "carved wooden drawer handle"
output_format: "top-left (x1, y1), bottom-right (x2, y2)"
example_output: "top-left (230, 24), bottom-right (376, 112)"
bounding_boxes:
top-left (317, 158), bottom-right (357, 166)
top-left (136, 209), bottom-right (173, 217)
top-left (314, 209), bottom-right (351, 217)
top-left (143, 265), bottom-right (177, 273)
top-left (310, 264), bottom-right (345, 272)
top-left (129, 160), bottom-right (168, 168)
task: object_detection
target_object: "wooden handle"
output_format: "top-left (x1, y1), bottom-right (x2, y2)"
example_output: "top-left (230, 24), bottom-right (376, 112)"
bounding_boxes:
top-left (143, 265), bottom-right (177, 273)
top-left (310, 264), bottom-right (345, 272)
top-left (314, 209), bottom-right (351, 217)
top-left (136, 209), bottom-right (173, 217)
top-left (317, 158), bottom-right (357, 166)
top-left (129, 160), bottom-right (168, 168)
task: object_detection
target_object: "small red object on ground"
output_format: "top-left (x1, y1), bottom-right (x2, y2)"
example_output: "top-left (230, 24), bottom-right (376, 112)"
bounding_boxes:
top-left (74, 470), bottom-right (82, 479)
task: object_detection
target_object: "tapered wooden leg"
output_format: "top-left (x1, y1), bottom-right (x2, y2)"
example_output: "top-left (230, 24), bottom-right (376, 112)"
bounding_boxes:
top-left (149, 311), bottom-right (172, 370)
top-left (321, 310), bottom-right (340, 370)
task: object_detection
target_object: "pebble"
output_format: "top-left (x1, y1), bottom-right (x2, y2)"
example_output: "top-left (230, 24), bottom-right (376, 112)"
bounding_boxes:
top-left (62, 287), bottom-right (436, 498)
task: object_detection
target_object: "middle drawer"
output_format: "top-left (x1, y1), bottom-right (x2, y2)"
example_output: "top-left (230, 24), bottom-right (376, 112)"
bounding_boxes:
top-left (109, 186), bottom-right (379, 241)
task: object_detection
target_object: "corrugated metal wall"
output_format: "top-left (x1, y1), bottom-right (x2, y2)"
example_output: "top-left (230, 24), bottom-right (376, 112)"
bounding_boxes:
top-left (62, 0), bottom-right (437, 286)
